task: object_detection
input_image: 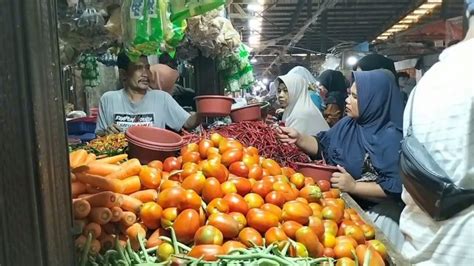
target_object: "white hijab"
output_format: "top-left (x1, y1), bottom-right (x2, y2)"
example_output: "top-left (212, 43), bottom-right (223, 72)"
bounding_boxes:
top-left (288, 66), bottom-right (318, 87)
top-left (278, 73), bottom-right (329, 135)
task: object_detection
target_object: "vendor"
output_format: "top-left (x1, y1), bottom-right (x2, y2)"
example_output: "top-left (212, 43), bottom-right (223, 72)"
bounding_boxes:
top-left (95, 52), bottom-right (200, 136)
top-left (277, 69), bottom-right (405, 249)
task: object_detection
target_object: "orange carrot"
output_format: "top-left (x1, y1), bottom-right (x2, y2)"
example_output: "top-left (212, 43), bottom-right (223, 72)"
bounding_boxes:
top-left (105, 159), bottom-right (142, 180)
top-left (85, 184), bottom-right (103, 194)
top-left (75, 235), bottom-right (87, 249)
top-left (120, 211), bottom-right (137, 227)
top-left (77, 194), bottom-right (93, 199)
top-left (95, 154), bottom-right (128, 164)
top-left (73, 162), bottom-right (120, 176)
top-left (129, 189), bottom-right (158, 202)
top-left (71, 173), bottom-right (77, 182)
top-left (84, 153), bottom-right (97, 165)
top-left (89, 239), bottom-right (101, 254)
top-left (146, 228), bottom-right (164, 248)
top-left (126, 223), bottom-right (146, 251)
top-left (102, 223), bottom-right (118, 235)
top-left (73, 199), bottom-right (91, 219)
top-left (82, 191), bottom-right (123, 208)
top-left (76, 173), bottom-right (125, 193)
top-left (83, 222), bottom-right (102, 238)
top-left (122, 176), bottom-right (141, 194)
top-left (110, 206), bottom-right (123, 222)
top-left (70, 149), bottom-right (88, 168)
top-left (99, 234), bottom-right (116, 251)
top-left (88, 207), bottom-right (112, 225)
top-left (119, 194), bottom-right (143, 213)
top-left (71, 182), bottom-right (87, 198)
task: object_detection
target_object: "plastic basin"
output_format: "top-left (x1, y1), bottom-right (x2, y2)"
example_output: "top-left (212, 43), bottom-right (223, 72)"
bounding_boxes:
top-left (230, 103), bottom-right (262, 122)
top-left (295, 162), bottom-right (339, 182)
top-left (194, 95), bottom-right (234, 117)
top-left (67, 117), bottom-right (97, 135)
top-left (125, 126), bottom-right (184, 164)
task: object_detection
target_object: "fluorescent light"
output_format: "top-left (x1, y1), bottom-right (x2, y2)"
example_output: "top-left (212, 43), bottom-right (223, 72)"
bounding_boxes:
top-left (248, 4), bottom-right (264, 12)
top-left (257, 0), bottom-right (266, 4)
top-left (249, 18), bottom-right (262, 31)
top-left (346, 56), bottom-right (358, 66)
top-left (262, 78), bottom-right (269, 85)
top-left (250, 58), bottom-right (258, 63)
top-left (249, 35), bottom-right (261, 46)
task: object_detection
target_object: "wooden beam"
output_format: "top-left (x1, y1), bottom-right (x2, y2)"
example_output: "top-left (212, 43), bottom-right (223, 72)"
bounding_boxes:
top-left (287, 0), bottom-right (306, 34)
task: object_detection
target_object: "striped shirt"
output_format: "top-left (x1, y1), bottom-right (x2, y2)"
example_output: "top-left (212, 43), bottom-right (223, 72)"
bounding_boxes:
top-left (400, 38), bottom-right (474, 265)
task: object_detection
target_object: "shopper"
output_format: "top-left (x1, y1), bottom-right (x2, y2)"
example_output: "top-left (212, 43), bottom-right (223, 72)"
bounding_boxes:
top-left (399, 1), bottom-right (474, 264)
top-left (277, 69), bottom-right (405, 249)
top-left (275, 73), bottom-right (329, 135)
top-left (354, 54), bottom-right (398, 80)
top-left (287, 66), bottom-right (325, 112)
top-left (317, 70), bottom-right (348, 127)
top-left (96, 52), bottom-right (200, 136)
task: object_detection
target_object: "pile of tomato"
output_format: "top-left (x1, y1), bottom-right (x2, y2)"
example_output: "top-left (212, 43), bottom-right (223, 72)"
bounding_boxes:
top-left (138, 133), bottom-right (388, 265)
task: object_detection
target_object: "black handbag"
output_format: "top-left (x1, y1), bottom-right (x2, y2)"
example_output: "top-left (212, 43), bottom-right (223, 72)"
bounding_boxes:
top-left (399, 88), bottom-right (474, 221)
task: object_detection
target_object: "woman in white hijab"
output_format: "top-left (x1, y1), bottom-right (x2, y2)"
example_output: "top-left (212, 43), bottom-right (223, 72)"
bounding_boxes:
top-left (288, 66), bottom-right (325, 112)
top-left (276, 73), bottom-right (329, 135)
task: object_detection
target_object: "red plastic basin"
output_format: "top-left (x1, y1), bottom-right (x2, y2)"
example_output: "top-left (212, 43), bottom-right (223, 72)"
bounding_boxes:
top-left (125, 126), bottom-right (184, 164)
top-left (295, 162), bottom-right (339, 182)
top-left (230, 103), bottom-right (262, 122)
top-left (194, 95), bottom-right (234, 117)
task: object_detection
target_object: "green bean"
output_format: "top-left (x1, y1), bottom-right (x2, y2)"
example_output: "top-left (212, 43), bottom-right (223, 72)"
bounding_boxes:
top-left (217, 253), bottom-right (296, 266)
top-left (115, 237), bottom-right (131, 265)
top-left (263, 244), bottom-right (275, 254)
top-left (167, 227), bottom-right (180, 255)
top-left (256, 258), bottom-right (280, 266)
top-left (363, 247), bottom-right (372, 266)
top-left (138, 234), bottom-right (151, 262)
top-left (158, 236), bottom-right (192, 252)
top-left (126, 239), bottom-right (143, 263)
top-left (280, 242), bottom-right (291, 257)
top-left (352, 250), bottom-right (359, 266)
top-left (79, 233), bottom-right (93, 266)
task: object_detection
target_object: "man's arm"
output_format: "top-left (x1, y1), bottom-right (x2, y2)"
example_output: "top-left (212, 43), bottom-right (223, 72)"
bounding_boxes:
top-left (183, 112), bottom-right (201, 130)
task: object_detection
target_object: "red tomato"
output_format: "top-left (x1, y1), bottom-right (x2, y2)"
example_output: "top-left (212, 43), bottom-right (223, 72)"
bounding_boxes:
top-left (158, 187), bottom-right (185, 209)
top-left (281, 201), bottom-right (313, 225)
top-left (207, 213), bottom-right (240, 239)
top-left (163, 157), bottom-right (181, 172)
top-left (201, 160), bottom-right (228, 183)
top-left (324, 247), bottom-right (336, 258)
top-left (202, 177), bottom-right (224, 204)
top-left (265, 227), bottom-right (288, 245)
top-left (260, 203), bottom-right (282, 221)
top-left (139, 166), bottom-right (162, 189)
top-left (219, 139), bottom-right (243, 154)
top-left (295, 226), bottom-right (324, 257)
top-left (207, 198), bottom-right (230, 215)
top-left (229, 177), bottom-right (252, 196)
top-left (221, 149), bottom-right (243, 167)
top-left (244, 193), bottom-right (265, 209)
top-left (182, 151), bottom-right (201, 164)
top-left (265, 191), bottom-right (286, 208)
top-left (247, 164), bottom-right (263, 180)
top-left (244, 146), bottom-right (259, 156)
top-left (174, 209), bottom-right (200, 244)
top-left (317, 180), bottom-right (331, 192)
top-left (251, 180), bottom-right (273, 198)
top-left (304, 177), bottom-right (316, 186)
top-left (229, 212), bottom-right (247, 231)
top-left (246, 208), bottom-right (279, 234)
top-left (188, 245), bottom-right (224, 261)
top-left (223, 193), bottom-right (249, 215)
top-left (334, 242), bottom-right (356, 259)
top-left (181, 172), bottom-right (206, 194)
top-left (179, 189), bottom-right (202, 211)
top-left (222, 241), bottom-right (247, 254)
top-left (194, 225), bottom-right (224, 245)
top-left (140, 202), bottom-right (162, 229)
top-left (181, 162), bottom-right (200, 179)
top-left (299, 185), bottom-right (322, 203)
top-left (148, 160), bottom-right (163, 171)
top-left (281, 221), bottom-right (303, 239)
top-left (238, 227), bottom-right (263, 247)
top-left (198, 139), bottom-right (214, 159)
top-left (229, 161), bottom-right (249, 177)
top-left (261, 159), bottom-right (282, 176)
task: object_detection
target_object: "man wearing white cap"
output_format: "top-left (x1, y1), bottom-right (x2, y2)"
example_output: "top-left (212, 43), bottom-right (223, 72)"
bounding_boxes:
top-left (399, 1), bottom-right (474, 264)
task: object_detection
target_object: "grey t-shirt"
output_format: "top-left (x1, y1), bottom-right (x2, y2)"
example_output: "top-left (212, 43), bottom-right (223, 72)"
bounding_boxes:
top-left (96, 89), bottom-right (191, 133)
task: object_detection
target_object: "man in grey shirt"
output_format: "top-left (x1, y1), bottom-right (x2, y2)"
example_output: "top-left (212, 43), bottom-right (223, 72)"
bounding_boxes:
top-left (96, 52), bottom-right (200, 136)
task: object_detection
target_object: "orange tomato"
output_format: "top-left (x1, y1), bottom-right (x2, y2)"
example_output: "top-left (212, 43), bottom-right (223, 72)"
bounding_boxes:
top-left (324, 247), bottom-right (336, 258)
top-left (330, 188), bottom-right (341, 198)
top-left (360, 224), bottom-right (376, 240)
top-left (290, 173), bottom-right (305, 189)
top-left (281, 167), bottom-right (296, 177)
top-left (182, 151), bottom-right (201, 164)
top-left (309, 202), bottom-right (323, 215)
top-left (160, 207), bottom-right (178, 228)
top-left (163, 157), bottom-right (181, 172)
top-left (334, 242), bottom-right (356, 259)
top-left (261, 159), bottom-right (282, 176)
top-left (221, 149), bottom-right (243, 167)
top-left (323, 220), bottom-right (339, 236)
top-left (148, 160), bottom-right (163, 171)
top-left (222, 241), bottom-right (247, 254)
top-left (367, 240), bottom-right (388, 260)
top-left (299, 185), bottom-right (322, 203)
top-left (295, 226), bottom-right (324, 257)
top-left (260, 203), bottom-right (282, 221)
top-left (181, 171), bottom-right (206, 194)
top-left (238, 227), bottom-right (263, 247)
top-left (324, 198), bottom-right (345, 211)
top-left (139, 166), bottom-right (162, 189)
top-left (181, 162), bottom-right (200, 178)
top-left (210, 133), bottom-right (224, 147)
top-left (223, 193), bottom-right (249, 215)
top-left (247, 164), bottom-right (263, 180)
top-left (295, 197), bottom-right (309, 204)
top-left (206, 147), bottom-right (220, 157)
top-left (281, 201), bottom-right (313, 225)
top-left (198, 139), bottom-right (214, 159)
top-left (356, 245), bottom-right (386, 266)
top-left (140, 202), bottom-right (162, 229)
top-left (181, 142), bottom-right (199, 154)
top-left (251, 180), bottom-right (273, 198)
top-left (229, 177), bottom-right (252, 196)
top-left (188, 244), bottom-right (224, 262)
top-left (202, 177), bottom-right (224, 204)
top-left (201, 160), bottom-right (228, 183)
top-left (243, 154), bottom-right (260, 168)
top-left (228, 161), bottom-right (249, 178)
top-left (322, 233), bottom-right (337, 248)
top-left (262, 168), bottom-right (271, 177)
top-left (158, 187), bottom-right (185, 209)
top-left (264, 191), bottom-right (286, 207)
top-left (221, 181), bottom-right (237, 195)
top-left (174, 209), bottom-right (201, 244)
top-left (194, 225), bottom-right (224, 245)
top-left (274, 181), bottom-right (298, 202)
top-left (308, 216), bottom-right (325, 241)
top-left (304, 177), bottom-right (315, 186)
top-left (229, 212), bottom-right (247, 231)
top-left (265, 227), bottom-right (288, 245)
top-left (244, 193), bottom-right (265, 209)
top-left (244, 146), bottom-right (259, 156)
top-left (322, 206), bottom-right (343, 223)
top-left (281, 221), bottom-right (303, 239)
top-left (344, 225), bottom-right (366, 245)
top-left (246, 208), bottom-right (279, 234)
top-left (335, 236), bottom-right (358, 249)
top-left (316, 179), bottom-right (331, 192)
top-left (336, 257), bottom-right (356, 266)
top-left (207, 198), bottom-right (230, 215)
top-left (207, 213), bottom-right (240, 239)
top-left (338, 220), bottom-right (356, 236)
top-left (179, 189), bottom-right (202, 211)
top-left (219, 139), bottom-right (243, 154)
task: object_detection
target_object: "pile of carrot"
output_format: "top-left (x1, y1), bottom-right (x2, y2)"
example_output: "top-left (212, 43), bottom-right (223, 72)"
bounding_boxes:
top-left (69, 150), bottom-right (153, 257)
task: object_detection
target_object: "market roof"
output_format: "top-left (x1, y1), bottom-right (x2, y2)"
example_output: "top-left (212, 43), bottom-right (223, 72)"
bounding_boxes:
top-left (229, 0), bottom-right (465, 77)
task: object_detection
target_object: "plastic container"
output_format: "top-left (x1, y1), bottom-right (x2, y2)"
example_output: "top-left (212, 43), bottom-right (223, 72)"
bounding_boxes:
top-left (67, 117), bottom-right (97, 135)
top-left (125, 126), bottom-right (184, 164)
top-left (259, 101), bottom-right (271, 119)
top-left (230, 103), bottom-right (262, 122)
top-left (194, 95), bottom-right (234, 117)
top-left (295, 162), bottom-right (339, 182)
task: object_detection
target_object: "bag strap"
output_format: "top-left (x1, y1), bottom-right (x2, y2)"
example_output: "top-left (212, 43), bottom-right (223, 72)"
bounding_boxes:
top-left (406, 86), bottom-right (417, 136)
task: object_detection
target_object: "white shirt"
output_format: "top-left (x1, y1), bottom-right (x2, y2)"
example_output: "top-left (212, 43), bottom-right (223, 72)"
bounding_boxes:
top-left (400, 38), bottom-right (474, 265)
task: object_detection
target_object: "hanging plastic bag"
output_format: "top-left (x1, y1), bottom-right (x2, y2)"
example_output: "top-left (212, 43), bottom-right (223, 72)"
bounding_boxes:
top-left (170, 0), bottom-right (226, 22)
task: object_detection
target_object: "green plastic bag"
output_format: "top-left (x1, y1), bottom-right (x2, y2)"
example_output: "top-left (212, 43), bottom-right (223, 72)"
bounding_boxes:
top-left (170, 0), bottom-right (226, 22)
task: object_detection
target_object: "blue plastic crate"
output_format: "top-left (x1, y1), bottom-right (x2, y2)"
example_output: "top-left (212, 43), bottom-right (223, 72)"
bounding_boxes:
top-left (67, 117), bottom-right (97, 135)
top-left (68, 133), bottom-right (96, 143)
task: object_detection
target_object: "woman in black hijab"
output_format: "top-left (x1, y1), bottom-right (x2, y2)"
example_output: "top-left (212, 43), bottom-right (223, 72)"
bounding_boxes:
top-left (354, 54), bottom-right (398, 85)
top-left (317, 70), bottom-right (348, 127)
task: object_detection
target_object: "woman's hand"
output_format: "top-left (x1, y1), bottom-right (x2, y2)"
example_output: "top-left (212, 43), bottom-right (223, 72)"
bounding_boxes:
top-left (275, 127), bottom-right (300, 144)
top-left (330, 165), bottom-right (356, 193)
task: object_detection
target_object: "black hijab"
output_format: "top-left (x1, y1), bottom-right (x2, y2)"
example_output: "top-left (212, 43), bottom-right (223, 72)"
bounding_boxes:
top-left (317, 70), bottom-right (348, 109)
top-left (354, 54), bottom-right (398, 84)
